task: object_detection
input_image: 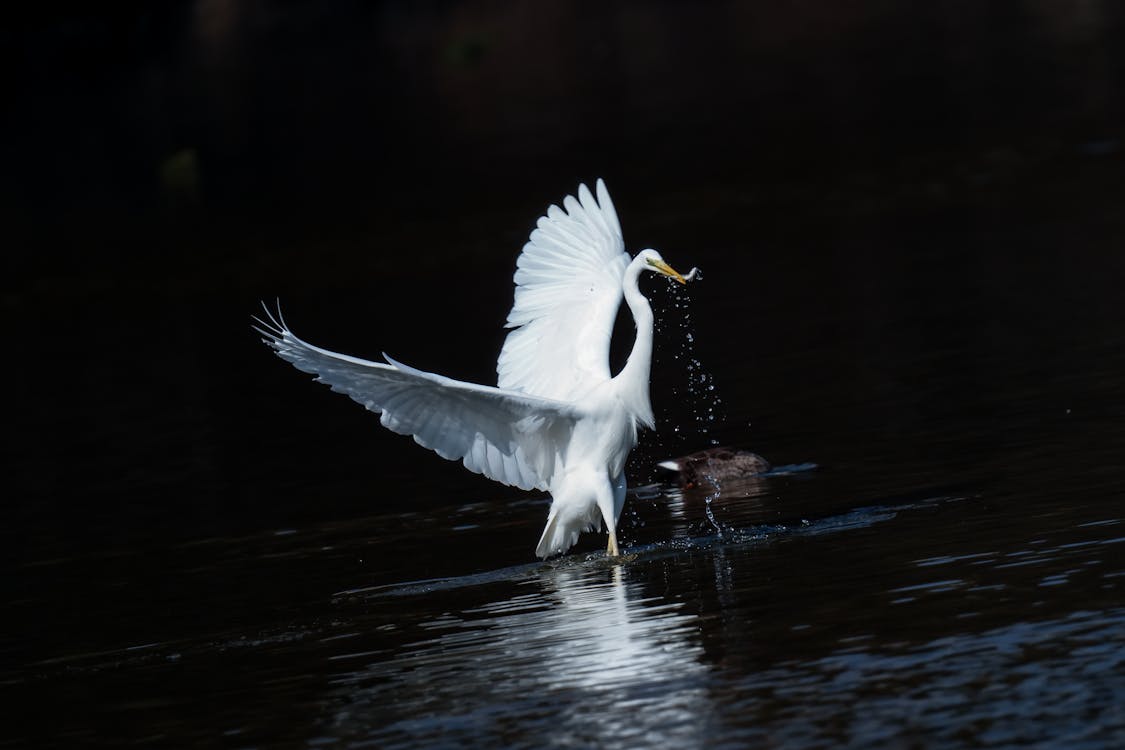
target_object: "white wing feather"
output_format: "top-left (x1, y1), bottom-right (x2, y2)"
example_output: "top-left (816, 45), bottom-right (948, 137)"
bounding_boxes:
top-left (497, 179), bottom-right (630, 401)
top-left (256, 308), bottom-right (579, 492)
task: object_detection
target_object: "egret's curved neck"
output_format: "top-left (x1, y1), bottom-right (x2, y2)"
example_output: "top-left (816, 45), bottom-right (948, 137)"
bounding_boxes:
top-left (614, 258), bottom-right (656, 429)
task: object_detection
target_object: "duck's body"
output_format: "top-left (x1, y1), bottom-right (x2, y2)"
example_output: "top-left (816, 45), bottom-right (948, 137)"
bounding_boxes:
top-left (658, 447), bottom-right (771, 487)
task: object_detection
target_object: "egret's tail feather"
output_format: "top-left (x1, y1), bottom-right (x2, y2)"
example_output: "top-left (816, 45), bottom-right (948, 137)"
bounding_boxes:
top-left (536, 512), bottom-right (576, 559)
top-left (535, 509), bottom-right (601, 559)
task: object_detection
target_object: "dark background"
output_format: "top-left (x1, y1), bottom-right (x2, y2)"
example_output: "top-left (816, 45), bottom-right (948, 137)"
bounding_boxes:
top-left (7, 1), bottom-right (1123, 282)
top-left (5, 4), bottom-right (1125, 746)
top-left (5, 0), bottom-right (1125, 578)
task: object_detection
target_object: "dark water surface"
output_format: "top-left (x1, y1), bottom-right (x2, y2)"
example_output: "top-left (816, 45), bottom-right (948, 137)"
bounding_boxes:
top-left (7, 164), bottom-right (1125, 747)
top-left (7, 2), bottom-right (1125, 748)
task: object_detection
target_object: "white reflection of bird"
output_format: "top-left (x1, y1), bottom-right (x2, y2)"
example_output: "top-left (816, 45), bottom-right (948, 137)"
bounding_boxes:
top-left (256, 179), bottom-right (695, 558)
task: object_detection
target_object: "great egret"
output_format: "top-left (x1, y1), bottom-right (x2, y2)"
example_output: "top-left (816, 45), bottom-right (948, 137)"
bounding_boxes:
top-left (256, 179), bottom-right (695, 558)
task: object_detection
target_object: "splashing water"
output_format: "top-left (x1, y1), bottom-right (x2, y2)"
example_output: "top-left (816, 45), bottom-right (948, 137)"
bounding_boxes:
top-left (700, 473), bottom-right (725, 539)
top-left (662, 269), bottom-right (726, 448)
top-left (647, 267), bottom-right (732, 541)
top-left (630, 274), bottom-right (704, 483)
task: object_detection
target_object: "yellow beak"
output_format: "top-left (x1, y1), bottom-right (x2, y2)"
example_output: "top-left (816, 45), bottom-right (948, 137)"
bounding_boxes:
top-left (647, 258), bottom-right (687, 284)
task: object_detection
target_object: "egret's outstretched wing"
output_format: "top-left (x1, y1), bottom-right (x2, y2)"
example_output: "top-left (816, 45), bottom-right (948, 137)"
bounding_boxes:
top-left (497, 178), bottom-right (630, 401)
top-left (256, 308), bottom-right (578, 491)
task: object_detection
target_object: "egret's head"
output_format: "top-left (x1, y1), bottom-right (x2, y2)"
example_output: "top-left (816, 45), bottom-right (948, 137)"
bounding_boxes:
top-left (639, 249), bottom-right (688, 285)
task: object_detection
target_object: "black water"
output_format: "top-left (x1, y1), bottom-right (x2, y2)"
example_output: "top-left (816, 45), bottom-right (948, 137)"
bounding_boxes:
top-left (6, 3), bottom-right (1125, 748)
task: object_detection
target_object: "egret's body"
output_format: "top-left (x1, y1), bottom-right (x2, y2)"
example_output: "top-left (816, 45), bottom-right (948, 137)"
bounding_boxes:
top-left (257, 179), bottom-right (691, 558)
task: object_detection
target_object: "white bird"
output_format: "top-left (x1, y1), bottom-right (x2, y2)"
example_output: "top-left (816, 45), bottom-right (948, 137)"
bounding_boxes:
top-left (256, 179), bottom-right (694, 558)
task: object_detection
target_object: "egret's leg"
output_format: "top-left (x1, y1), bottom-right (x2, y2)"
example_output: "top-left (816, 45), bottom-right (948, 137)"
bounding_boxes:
top-left (595, 476), bottom-right (621, 558)
top-left (606, 529), bottom-right (620, 557)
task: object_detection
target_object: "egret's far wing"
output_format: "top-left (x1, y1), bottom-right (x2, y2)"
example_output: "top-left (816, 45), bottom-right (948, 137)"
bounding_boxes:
top-left (497, 178), bottom-right (630, 401)
top-left (256, 309), bottom-right (577, 491)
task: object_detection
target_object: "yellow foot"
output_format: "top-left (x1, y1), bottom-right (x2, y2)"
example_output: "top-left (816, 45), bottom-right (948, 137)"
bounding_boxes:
top-left (606, 531), bottom-right (620, 557)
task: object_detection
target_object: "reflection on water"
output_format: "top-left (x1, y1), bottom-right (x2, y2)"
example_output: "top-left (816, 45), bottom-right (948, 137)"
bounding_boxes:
top-left (329, 564), bottom-right (709, 748)
top-left (319, 495), bottom-right (1125, 747)
top-left (4, 471), bottom-right (1125, 747)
